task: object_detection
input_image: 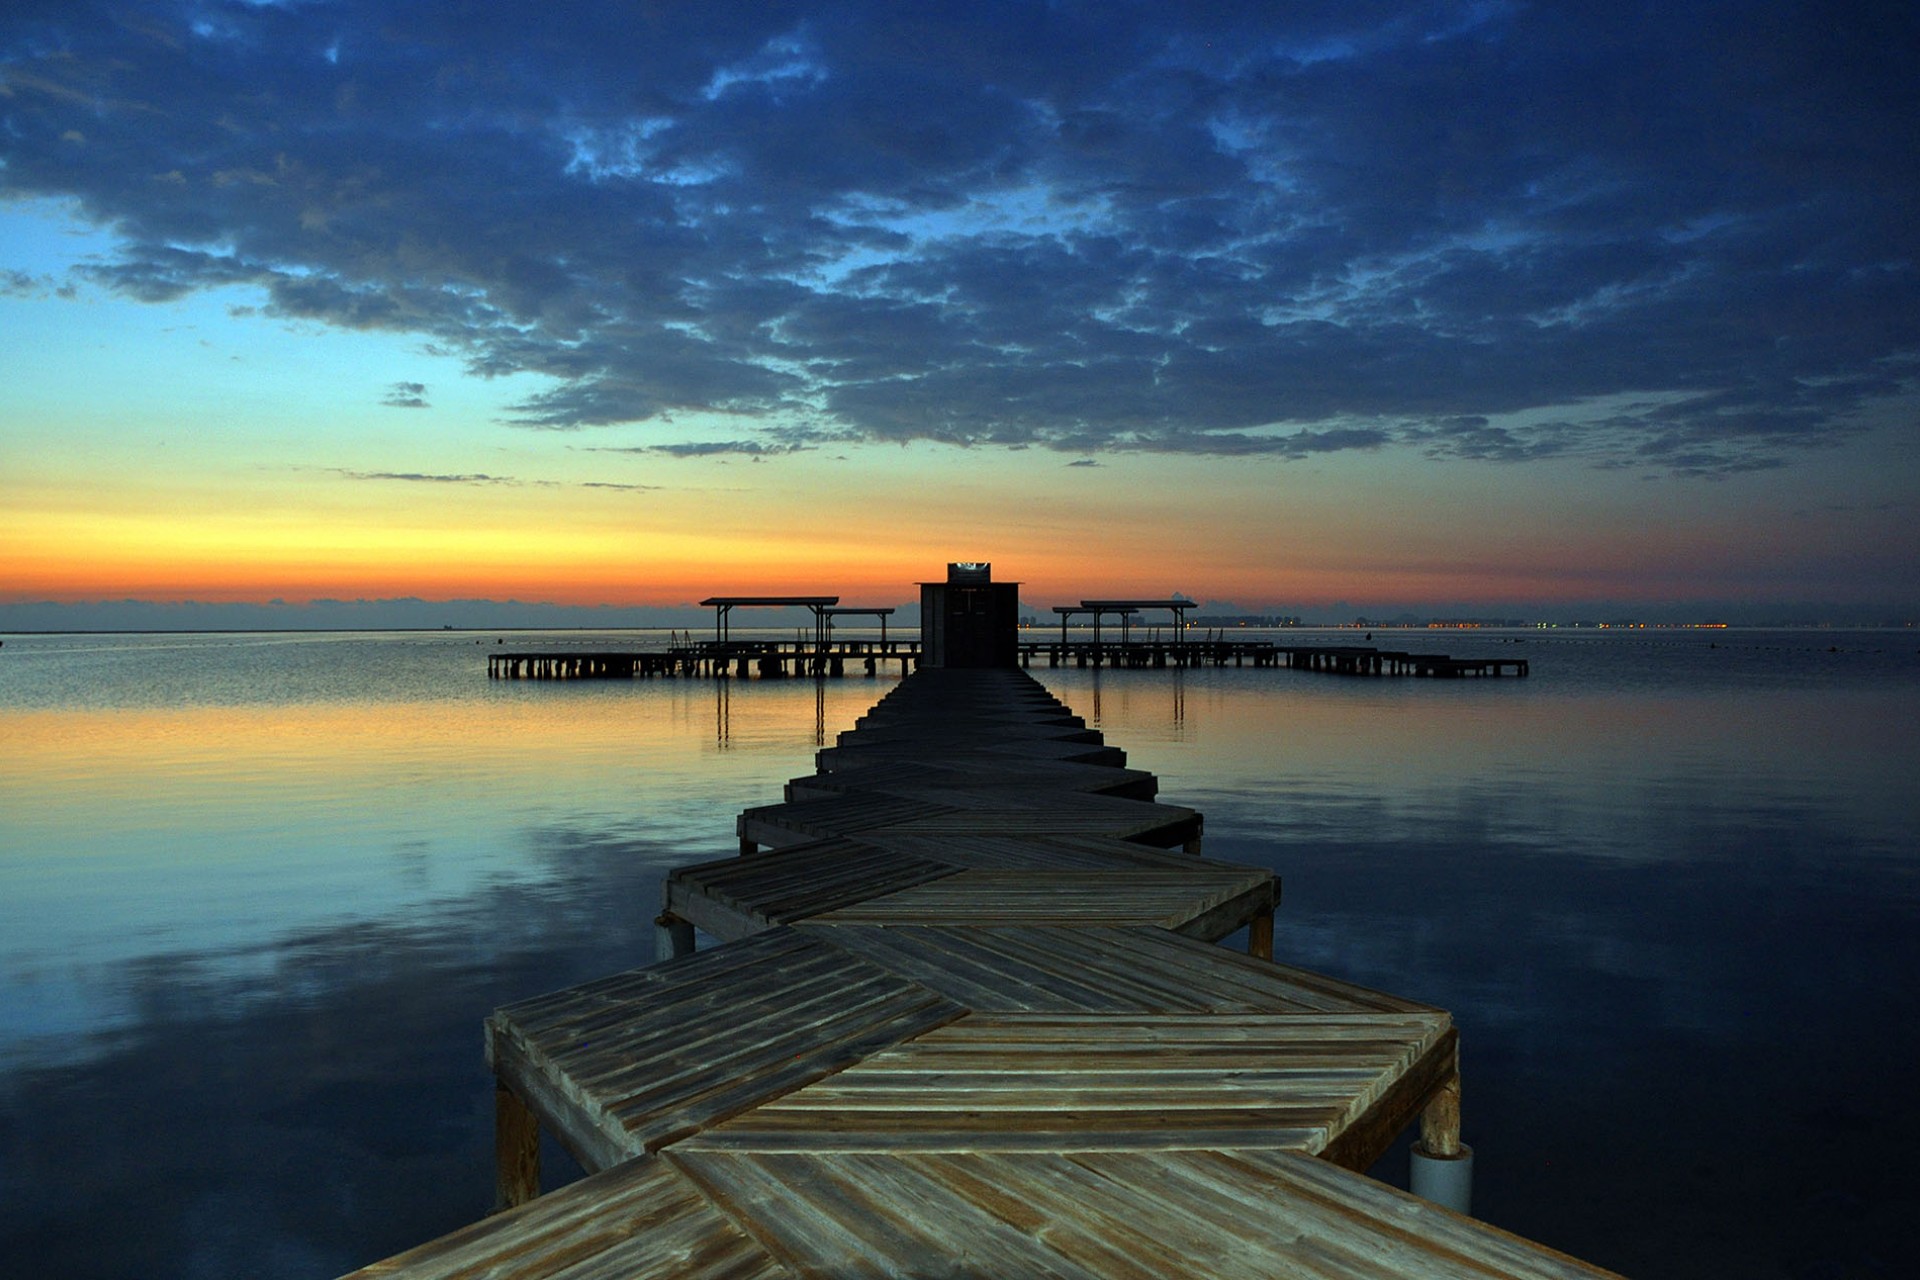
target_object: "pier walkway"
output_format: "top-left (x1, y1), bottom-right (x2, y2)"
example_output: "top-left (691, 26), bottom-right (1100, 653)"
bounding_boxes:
top-left (487, 639), bottom-right (1528, 680)
top-left (489, 639), bottom-right (921, 681)
top-left (1024, 639), bottom-right (1528, 676)
top-left (344, 667), bottom-right (1605, 1280)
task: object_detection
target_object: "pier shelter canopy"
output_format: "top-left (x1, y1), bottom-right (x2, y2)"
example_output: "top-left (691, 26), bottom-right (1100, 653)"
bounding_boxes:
top-left (822, 606), bottom-right (896, 648)
top-left (1057, 599), bottom-right (1195, 646)
top-left (698, 596), bottom-right (838, 647)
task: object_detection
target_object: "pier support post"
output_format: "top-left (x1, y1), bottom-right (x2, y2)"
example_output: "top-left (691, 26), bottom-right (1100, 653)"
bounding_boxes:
top-left (493, 1082), bottom-right (541, 1212)
top-left (654, 912), bottom-right (697, 959)
top-left (1410, 1073), bottom-right (1473, 1215)
top-left (1247, 908), bottom-right (1273, 961)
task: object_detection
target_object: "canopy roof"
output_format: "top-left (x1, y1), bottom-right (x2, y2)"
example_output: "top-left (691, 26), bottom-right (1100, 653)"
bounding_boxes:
top-left (699, 596), bottom-right (838, 607)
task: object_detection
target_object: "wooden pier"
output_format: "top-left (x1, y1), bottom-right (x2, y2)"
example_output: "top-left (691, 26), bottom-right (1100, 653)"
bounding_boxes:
top-left (342, 667), bottom-right (1608, 1280)
top-left (488, 639), bottom-right (1527, 680)
top-left (489, 640), bottom-right (921, 681)
top-left (1020, 639), bottom-right (1528, 676)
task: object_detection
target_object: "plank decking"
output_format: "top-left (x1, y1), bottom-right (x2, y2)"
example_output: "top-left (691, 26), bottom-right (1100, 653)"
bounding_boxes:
top-left (342, 667), bottom-right (1616, 1280)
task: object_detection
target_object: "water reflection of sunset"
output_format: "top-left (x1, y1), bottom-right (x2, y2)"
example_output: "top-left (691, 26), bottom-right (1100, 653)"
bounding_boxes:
top-left (0, 680), bottom-right (893, 1045)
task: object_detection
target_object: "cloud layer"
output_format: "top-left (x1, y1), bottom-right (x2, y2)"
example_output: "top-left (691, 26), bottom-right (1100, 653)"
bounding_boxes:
top-left (4, 0), bottom-right (1915, 475)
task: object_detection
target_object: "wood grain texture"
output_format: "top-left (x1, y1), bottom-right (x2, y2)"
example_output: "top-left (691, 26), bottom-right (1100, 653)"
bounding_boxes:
top-left (664, 1148), bottom-right (1621, 1280)
top-left (681, 1011), bottom-right (1450, 1156)
top-left (339, 1156), bottom-right (783, 1280)
top-left (347, 665), bottom-right (1618, 1280)
top-left (488, 928), bottom-right (967, 1168)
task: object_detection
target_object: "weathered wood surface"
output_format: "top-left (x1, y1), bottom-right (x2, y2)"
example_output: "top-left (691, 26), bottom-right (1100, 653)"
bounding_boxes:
top-left (343, 1154), bottom-right (784, 1280)
top-left (818, 732), bottom-right (1128, 769)
top-left (666, 834), bottom-right (1272, 943)
top-left (799, 868), bottom-right (1270, 929)
top-left (679, 1010), bottom-right (1452, 1158)
top-left (344, 665), bottom-right (1618, 1280)
top-left (809, 924), bottom-right (1428, 1016)
top-left (486, 928), bottom-right (967, 1170)
top-left (348, 1147), bottom-right (1610, 1280)
top-left (785, 757), bottom-right (1159, 802)
top-left (861, 830), bottom-right (1214, 869)
top-left (664, 839), bottom-right (965, 942)
top-left (664, 1149), bottom-right (1599, 1280)
top-left (745, 669), bottom-right (1198, 853)
top-left (739, 788), bottom-right (1202, 850)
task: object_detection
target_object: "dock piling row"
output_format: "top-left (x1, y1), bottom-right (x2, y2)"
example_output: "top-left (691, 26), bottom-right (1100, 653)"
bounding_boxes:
top-left (487, 639), bottom-right (1528, 680)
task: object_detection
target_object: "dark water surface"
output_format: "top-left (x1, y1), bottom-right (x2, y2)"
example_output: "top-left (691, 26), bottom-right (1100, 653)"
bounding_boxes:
top-left (2, 629), bottom-right (1915, 1278)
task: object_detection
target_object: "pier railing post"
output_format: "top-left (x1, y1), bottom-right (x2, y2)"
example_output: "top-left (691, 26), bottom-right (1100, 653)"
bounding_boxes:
top-left (1410, 1069), bottom-right (1474, 1214)
top-left (493, 1081), bottom-right (541, 1212)
top-left (1247, 908), bottom-right (1274, 960)
top-left (655, 912), bottom-right (697, 959)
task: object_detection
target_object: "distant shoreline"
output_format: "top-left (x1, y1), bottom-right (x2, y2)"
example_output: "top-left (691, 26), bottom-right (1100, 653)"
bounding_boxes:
top-left (3, 622), bottom-right (1913, 637)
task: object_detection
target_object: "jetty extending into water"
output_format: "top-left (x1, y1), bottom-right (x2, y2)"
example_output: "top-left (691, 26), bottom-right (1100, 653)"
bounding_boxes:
top-left (488, 638), bottom-right (922, 680)
top-left (487, 582), bottom-right (1526, 681)
top-left (345, 656), bottom-right (1607, 1279)
top-left (488, 638), bottom-right (1528, 680)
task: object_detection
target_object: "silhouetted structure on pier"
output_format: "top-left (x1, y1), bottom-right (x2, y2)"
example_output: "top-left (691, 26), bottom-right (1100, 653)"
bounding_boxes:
top-left (920, 562), bottom-right (1020, 668)
top-left (485, 566), bottom-right (1526, 681)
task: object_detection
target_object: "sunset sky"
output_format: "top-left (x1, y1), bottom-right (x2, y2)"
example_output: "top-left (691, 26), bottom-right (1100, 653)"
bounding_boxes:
top-left (3, 0), bottom-right (1916, 626)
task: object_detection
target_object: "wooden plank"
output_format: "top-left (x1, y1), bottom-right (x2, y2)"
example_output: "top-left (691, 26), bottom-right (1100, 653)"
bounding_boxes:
top-left (603, 985), bottom-right (970, 1152)
top-left (682, 1012), bottom-right (1449, 1156)
top-left (854, 832), bottom-right (1206, 870)
top-left (817, 735), bottom-right (1129, 769)
top-left (664, 839), bottom-right (964, 938)
top-left (737, 792), bottom-right (960, 848)
top-left (833, 721), bottom-right (1108, 748)
top-left (809, 924), bottom-right (1161, 1012)
top-left (352, 664), bottom-right (1612, 1280)
top-left (664, 1148), bottom-right (1624, 1280)
top-left (794, 758), bottom-right (1159, 802)
top-left (825, 787), bottom-right (1202, 848)
top-left (1135, 1149), bottom-right (1620, 1278)
top-left (488, 1025), bottom-right (632, 1173)
top-left (666, 1148), bottom-right (1118, 1280)
top-left (1078, 926), bottom-right (1444, 1013)
top-left (491, 928), bottom-right (823, 1043)
top-left (797, 868), bottom-right (1273, 943)
top-left (494, 1080), bottom-right (542, 1211)
top-left (340, 1155), bottom-right (784, 1280)
top-left (1319, 1026), bottom-right (1460, 1172)
top-left (489, 928), bottom-right (968, 1169)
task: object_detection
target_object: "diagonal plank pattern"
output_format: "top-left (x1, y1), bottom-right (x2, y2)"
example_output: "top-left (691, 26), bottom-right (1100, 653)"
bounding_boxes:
top-left (664, 1148), bottom-right (1600, 1280)
top-left (486, 928), bottom-right (969, 1172)
top-left (677, 1011), bottom-right (1453, 1155)
top-left (342, 667), bottom-right (1621, 1279)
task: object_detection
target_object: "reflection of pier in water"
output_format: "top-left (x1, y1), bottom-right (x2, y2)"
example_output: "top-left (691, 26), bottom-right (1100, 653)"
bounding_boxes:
top-left (711, 672), bottom-right (831, 750)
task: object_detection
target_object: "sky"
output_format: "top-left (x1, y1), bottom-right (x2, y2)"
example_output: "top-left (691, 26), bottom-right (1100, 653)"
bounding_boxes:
top-left (2, 0), bottom-right (1916, 627)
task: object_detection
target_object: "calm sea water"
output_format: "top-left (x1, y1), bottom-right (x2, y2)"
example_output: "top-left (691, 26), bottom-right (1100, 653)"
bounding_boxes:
top-left (2, 628), bottom-right (1915, 1278)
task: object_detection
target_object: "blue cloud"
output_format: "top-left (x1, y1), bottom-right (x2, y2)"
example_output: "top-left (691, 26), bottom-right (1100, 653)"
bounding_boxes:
top-left (2, 0), bottom-right (1913, 475)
